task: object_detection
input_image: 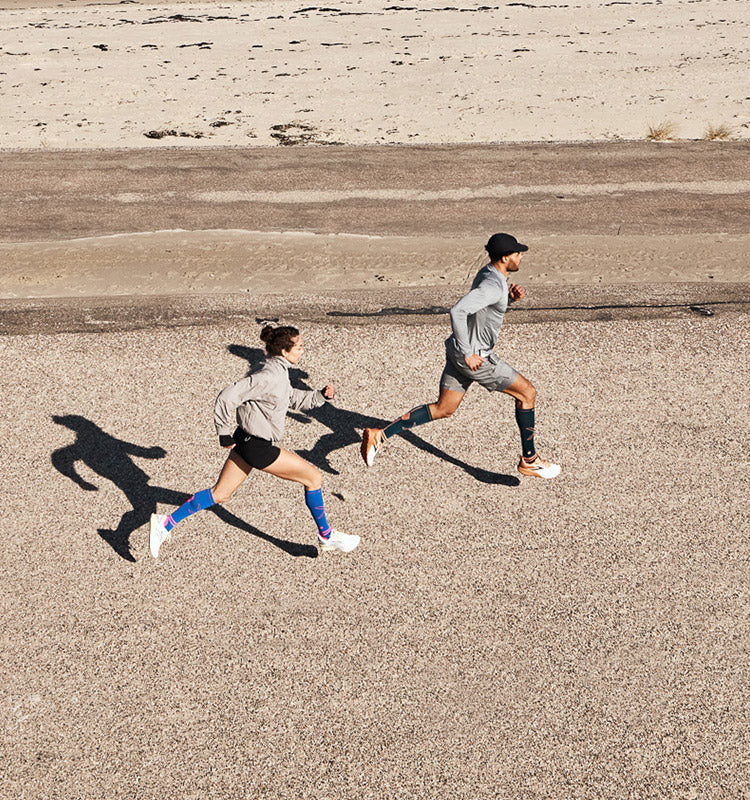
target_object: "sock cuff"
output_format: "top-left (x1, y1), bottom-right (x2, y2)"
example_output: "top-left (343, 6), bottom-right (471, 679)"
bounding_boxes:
top-left (384, 404), bottom-right (432, 438)
top-left (193, 487), bottom-right (215, 508)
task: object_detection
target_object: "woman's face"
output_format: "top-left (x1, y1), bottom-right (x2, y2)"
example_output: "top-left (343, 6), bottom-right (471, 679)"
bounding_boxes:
top-left (282, 335), bottom-right (303, 365)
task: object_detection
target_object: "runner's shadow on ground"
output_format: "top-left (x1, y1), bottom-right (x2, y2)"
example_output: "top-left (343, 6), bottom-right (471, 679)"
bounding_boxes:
top-left (228, 345), bottom-right (267, 375)
top-left (50, 415), bottom-right (318, 562)
top-left (228, 345), bottom-right (519, 486)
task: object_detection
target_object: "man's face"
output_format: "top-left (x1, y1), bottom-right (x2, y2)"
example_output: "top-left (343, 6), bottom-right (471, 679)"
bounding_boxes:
top-left (504, 252), bottom-right (523, 272)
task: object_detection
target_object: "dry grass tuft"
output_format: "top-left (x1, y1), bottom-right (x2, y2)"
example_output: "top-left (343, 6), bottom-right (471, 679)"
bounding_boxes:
top-left (703, 123), bottom-right (733, 141)
top-left (646, 121), bottom-right (678, 141)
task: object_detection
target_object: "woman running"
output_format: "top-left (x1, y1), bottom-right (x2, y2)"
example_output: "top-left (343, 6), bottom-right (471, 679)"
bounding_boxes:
top-left (150, 324), bottom-right (360, 557)
top-left (361, 232), bottom-right (560, 479)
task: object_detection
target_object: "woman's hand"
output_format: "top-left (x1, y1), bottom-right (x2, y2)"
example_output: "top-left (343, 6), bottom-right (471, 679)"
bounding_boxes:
top-left (219, 434), bottom-right (235, 449)
top-left (322, 384), bottom-right (335, 399)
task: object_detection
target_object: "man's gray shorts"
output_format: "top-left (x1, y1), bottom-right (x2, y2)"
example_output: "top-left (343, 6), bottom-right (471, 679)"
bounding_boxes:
top-left (440, 350), bottom-right (518, 393)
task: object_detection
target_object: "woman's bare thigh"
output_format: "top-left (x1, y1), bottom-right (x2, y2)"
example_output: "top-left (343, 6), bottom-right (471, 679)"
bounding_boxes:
top-left (262, 448), bottom-right (321, 490)
top-left (211, 450), bottom-right (253, 503)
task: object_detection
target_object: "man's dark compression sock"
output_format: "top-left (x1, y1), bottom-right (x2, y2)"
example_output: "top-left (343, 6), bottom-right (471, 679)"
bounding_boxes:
top-left (383, 404), bottom-right (433, 439)
top-left (515, 406), bottom-right (537, 460)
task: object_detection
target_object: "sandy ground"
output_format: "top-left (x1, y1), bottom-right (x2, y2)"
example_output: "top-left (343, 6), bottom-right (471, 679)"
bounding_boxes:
top-left (1, 307), bottom-right (749, 799)
top-left (4, 229), bottom-right (750, 297)
top-left (0, 0), bottom-right (748, 149)
top-left (2, 142), bottom-right (749, 298)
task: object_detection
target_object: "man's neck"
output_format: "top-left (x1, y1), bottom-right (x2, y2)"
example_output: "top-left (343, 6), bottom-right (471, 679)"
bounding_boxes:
top-left (491, 260), bottom-right (508, 277)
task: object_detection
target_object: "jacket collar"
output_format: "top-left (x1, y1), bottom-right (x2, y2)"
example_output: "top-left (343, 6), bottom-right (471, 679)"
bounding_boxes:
top-left (270, 355), bottom-right (292, 370)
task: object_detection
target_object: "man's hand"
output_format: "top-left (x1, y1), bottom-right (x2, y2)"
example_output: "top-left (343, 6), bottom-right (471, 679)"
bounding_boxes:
top-left (322, 384), bottom-right (335, 400)
top-left (464, 354), bottom-right (484, 372)
top-left (508, 283), bottom-right (526, 302)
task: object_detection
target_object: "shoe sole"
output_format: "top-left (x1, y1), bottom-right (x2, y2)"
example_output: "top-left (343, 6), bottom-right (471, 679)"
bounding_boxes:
top-left (517, 464), bottom-right (561, 479)
top-left (319, 538), bottom-right (360, 553)
top-left (149, 517), bottom-right (158, 558)
top-left (149, 516), bottom-right (169, 558)
top-left (360, 430), bottom-right (381, 467)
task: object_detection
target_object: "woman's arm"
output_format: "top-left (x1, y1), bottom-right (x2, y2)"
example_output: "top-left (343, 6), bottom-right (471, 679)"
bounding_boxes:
top-left (288, 386), bottom-right (328, 413)
top-left (213, 374), bottom-right (268, 437)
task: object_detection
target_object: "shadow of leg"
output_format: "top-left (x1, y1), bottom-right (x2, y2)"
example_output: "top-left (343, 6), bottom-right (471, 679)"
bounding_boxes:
top-left (295, 428), bottom-right (357, 474)
top-left (98, 486), bottom-right (189, 562)
top-left (211, 505), bottom-right (318, 559)
top-left (401, 431), bottom-right (520, 486)
top-left (97, 514), bottom-right (140, 563)
top-left (295, 405), bottom-right (391, 474)
top-left (286, 402), bottom-right (519, 485)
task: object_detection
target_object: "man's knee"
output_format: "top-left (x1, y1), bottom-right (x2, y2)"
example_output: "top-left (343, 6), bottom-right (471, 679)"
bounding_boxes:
top-left (432, 404), bottom-right (457, 420)
top-left (510, 379), bottom-right (536, 407)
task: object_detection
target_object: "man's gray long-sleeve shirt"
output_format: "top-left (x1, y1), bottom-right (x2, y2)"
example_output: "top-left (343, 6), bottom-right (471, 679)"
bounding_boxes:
top-left (214, 356), bottom-right (326, 444)
top-left (447, 264), bottom-right (509, 358)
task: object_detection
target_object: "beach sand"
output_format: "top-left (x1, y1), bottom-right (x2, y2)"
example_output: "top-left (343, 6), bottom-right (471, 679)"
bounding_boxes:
top-left (0, 0), bottom-right (748, 150)
top-left (1, 1), bottom-right (749, 798)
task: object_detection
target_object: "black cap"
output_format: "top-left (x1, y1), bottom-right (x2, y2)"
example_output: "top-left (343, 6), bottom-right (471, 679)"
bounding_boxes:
top-left (485, 233), bottom-right (528, 261)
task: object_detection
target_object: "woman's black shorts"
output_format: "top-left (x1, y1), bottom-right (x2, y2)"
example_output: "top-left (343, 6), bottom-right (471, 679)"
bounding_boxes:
top-left (232, 428), bottom-right (281, 470)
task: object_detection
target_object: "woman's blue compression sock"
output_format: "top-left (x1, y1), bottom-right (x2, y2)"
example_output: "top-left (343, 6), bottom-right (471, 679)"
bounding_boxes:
top-left (383, 404), bottom-right (433, 439)
top-left (165, 488), bottom-right (215, 532)
top-left (304, 488), bottom-right (332, 539)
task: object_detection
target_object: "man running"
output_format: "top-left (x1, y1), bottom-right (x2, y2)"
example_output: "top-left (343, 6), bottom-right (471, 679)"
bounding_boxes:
top-left (361, 232), bottom-right (560, 479)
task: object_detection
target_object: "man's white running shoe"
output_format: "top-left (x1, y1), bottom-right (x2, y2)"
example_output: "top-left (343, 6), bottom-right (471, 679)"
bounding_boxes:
top-left (149, 513), bottom-right (171, 558)
top-left (319, 529), bottom-right (360, 553)
top-left (517, 455), bottom-right (561, 479)
top-left (361, 428), bottom-right (385, 467)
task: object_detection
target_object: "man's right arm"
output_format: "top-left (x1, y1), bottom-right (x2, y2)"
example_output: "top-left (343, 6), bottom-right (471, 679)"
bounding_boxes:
top-left (449, 282), bottom-right (503, 357)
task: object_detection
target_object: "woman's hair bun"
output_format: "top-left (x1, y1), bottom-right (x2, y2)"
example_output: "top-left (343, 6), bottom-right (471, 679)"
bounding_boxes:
top-left (259, 324), bottom-right (300, 356)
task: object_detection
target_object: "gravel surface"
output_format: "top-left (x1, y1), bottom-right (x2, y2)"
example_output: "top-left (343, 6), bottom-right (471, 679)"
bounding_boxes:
top-left (1, 311), bottom-right (748, 799)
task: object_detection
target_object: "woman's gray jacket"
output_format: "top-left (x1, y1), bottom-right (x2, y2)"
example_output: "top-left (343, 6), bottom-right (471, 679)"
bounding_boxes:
top-left (214, 356), bottom-right (326, 444)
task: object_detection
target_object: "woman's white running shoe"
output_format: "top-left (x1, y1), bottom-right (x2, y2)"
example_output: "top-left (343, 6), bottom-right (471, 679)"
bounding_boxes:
top-left (319, 529), bottom-right (360, 553)
top-left (149, 513), bottom-right (171, 558)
